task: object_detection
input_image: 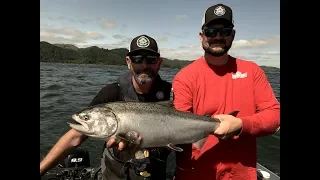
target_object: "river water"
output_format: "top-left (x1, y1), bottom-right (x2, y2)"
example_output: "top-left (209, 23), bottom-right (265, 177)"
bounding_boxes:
top-left (40, 62), bottom-right (280, 177)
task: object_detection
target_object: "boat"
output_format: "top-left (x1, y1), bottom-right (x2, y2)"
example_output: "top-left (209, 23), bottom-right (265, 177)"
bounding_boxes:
top-left (257, 162), bottom-right (280, 180)
top-left (42, 148), bottom-right (280, 180)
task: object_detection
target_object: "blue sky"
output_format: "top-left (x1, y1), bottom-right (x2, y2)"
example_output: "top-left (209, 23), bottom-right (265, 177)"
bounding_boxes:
top-left (40, 0), bottom-right (280, 68)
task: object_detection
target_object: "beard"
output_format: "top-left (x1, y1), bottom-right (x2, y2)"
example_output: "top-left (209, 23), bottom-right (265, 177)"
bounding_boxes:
top-left (202, 39), bottom-right (231, 57)
top-left (130, 65), bottom-right (156, 85)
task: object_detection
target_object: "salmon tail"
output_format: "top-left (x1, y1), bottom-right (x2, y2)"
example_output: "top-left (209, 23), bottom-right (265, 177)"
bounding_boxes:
top-left (228, 110), bottom-right (239, 117)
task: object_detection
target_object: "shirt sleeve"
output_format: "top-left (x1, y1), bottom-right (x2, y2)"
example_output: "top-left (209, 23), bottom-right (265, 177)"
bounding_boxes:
top-left (239, 64), bottom-right (280, 137)
top-left (89, 83), bottom-right (120, 106)
top-left (172, 70), bottom-right (194, 113)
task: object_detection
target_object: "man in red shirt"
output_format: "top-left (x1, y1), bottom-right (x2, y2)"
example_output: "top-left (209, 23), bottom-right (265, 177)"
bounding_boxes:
top-left (172, 3), bottom-right (280, 180)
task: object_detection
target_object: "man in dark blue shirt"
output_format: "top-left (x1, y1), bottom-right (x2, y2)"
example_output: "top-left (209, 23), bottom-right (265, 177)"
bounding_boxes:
top-left (40, 35), bottom-right (173, 180)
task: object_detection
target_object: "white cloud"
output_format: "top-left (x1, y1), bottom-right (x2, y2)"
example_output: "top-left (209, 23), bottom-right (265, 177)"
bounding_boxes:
top-left (40, 24), bottom-right (53, 29)
top-left (112, 34), bottom-right (127, 39)
top-left (233, 35), bottom-right (280, 49)
top-left (40, 31), bottom-right (52, 37)
top-left (164, 32), bottom-right (187, 39)
top-left (40, 26), bottom-right (105, 44)
top-left (97, 18), bottom-right (116, 29)
top-left (159, 35), bottom-right (280, 60)
top-left (158, 35), bottom-right (280, 67)
top-left (156, 37), bottom-right (168, 42)
top-left (228, 49), bottom-right (280, 68)
top-left (256, 51), bottom-right (280, 55)
top-left (175, 14), bottom-right (188, 21)
top-left (162, 49), bottom-right (202, 60)
top-left (44, 16), bottom-right (118, 28)
top-left (81, 37), bottom-right (132, 50)
top-left (47, 16), bottom-right (94, 24)
top-left (89, 35), bottom-right (168, 50)
top-left (160, 45), bottom-right (202, 60)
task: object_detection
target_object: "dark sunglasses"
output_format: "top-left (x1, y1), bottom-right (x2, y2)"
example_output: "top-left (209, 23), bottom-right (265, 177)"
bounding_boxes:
top-left (130, 55), bottom-right (159, 64)
top-left (203, 28), bottom-right (233, 37)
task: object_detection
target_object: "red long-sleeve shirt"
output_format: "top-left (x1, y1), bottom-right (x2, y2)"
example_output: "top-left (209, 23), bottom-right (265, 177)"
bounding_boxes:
top-left (172, 56), bottom-right (280, 180)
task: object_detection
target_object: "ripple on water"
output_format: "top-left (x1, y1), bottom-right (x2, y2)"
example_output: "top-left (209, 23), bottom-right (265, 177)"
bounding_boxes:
top-left (41, 92), bottom-right (62, 99)
top-left (46, 84), bottom-right (64, 91)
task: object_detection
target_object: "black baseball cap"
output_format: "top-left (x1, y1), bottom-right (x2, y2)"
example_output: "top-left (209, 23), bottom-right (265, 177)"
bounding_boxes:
top-left (126, 34), bottom-right (160, 56)
top-left (201, 4), bottom-right (234, 29)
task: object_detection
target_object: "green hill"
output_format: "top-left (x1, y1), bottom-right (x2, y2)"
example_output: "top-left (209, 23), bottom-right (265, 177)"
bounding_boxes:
top-left (40, 41), bottom-right (280, 71)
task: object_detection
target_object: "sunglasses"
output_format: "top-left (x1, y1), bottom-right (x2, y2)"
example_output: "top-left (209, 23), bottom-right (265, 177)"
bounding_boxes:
top-left (203, 28), bottom-right (233, 37)
top-left (130, 55), bottom-right (159, 64)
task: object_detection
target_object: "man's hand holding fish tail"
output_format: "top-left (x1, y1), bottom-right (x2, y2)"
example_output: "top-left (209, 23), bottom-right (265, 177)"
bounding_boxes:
top-left (212, 114), bottom-right (243, 140)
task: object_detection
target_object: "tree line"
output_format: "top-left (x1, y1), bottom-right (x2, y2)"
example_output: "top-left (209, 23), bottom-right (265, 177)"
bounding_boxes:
top-left (40, 41), bottom-right (280, 72)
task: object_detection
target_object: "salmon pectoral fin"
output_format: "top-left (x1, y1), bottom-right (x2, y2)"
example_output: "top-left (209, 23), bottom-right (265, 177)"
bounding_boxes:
top-left (116, 131), bottom-right (141, 145)
top-left (192, 138), bottom-right (208, 151)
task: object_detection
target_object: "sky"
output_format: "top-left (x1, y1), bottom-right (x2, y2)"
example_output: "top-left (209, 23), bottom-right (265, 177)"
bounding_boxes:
top-left (40, 0), bottom-right (280, 68)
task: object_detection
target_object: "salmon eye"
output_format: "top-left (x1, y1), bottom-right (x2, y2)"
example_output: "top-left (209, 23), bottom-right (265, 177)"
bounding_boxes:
top-left (82, 115), bottom-right (89, 121)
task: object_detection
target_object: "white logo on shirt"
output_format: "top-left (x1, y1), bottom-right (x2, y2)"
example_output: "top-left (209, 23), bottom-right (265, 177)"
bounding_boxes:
top-left (232, 71), bottom-right (247, 79)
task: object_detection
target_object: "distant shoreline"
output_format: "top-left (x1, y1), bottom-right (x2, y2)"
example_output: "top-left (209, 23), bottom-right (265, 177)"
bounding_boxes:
top-left (40, 41), bottom-right (280, 72)
top-left (40, 61), bottom-right (280, 72)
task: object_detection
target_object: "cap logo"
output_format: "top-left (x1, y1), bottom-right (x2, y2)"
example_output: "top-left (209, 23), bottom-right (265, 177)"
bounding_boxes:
top-left (136, 36), bottom-right (150, 48)
top-left (214, 6), bottom-right (226, 16)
